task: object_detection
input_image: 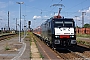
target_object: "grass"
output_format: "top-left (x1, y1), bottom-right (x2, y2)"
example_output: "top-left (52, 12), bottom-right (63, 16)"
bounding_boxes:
top-left (33, 37), bottom-right (44, 59)
top-left (30, 52), bottom-right (32, 58)
top-left (5, 46), bottom-right (11, 50)
top-left (27, 32), bottom-right (44, 59)
top-left (77, 39), bottom-right (90, 46)
top-left (30, 32), bottom-right (44, 59)
top-left (40, 52), bottom-right (44, 58)
top-left (76, 34), bottom-right (90, 47)
top-left (29, 32), bottom-right (34, 58)
top-left (7, 38), bottom-right (10, 40)
top-left (76, 34), bottom-right (90, 38)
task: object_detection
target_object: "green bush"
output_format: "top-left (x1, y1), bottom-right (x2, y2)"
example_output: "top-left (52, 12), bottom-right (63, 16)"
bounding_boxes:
top-left (5, 46), bottom-right (10, 50)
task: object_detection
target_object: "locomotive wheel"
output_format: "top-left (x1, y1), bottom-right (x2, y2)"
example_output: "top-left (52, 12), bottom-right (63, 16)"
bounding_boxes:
top-left (50, 43), bottom-right (55, 50)
top-left (46, 41), bottom-right (50, 46)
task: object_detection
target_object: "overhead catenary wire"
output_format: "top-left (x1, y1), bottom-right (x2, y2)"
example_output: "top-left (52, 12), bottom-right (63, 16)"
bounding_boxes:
top-left (46, 0), bottom-right (62, 15)
top-left (23, 0), bottom-right (89, 18)
top-left (47, 0), bottom-right (89, 17)
top-left (63, 0), bottom-right (88, 12)
top-left (67, 6), bottom-right (90, 17)
top-left (63, 0), bottom-right (89, 17)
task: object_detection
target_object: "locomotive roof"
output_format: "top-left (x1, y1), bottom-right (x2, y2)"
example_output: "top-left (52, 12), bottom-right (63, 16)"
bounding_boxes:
top-left (40, 17), bottom-right (74, 26)
top-left (51, 18), bottom-right (74, 21)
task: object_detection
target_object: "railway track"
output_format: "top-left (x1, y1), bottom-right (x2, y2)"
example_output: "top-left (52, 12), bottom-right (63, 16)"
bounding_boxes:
top-left (53, 47), bottom-right (90, 60)
top-left (33, 34), bottom-right (61, 60)
top-left (78, 43), bottom-right (90, 49)
top-left (0, 33), bottom-right (16, 41)
top-left (34, 34), bottom-right (90, 60)
top-left (77, 37), bottom-right (90, 49)
top-left (53, 48), bottom-right (90, 60)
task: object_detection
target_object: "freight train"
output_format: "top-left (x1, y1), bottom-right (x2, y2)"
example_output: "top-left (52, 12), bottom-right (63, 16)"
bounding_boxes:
top-left (33, 14), bottom-right (77, 49)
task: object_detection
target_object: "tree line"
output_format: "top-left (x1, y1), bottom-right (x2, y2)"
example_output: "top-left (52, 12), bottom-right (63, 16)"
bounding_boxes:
top-left (77, 23), bottom-right (90, 28)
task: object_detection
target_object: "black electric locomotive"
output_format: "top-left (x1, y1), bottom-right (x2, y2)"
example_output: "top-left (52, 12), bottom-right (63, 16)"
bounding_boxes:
top-left (40, 15), bottom-right (77, 49)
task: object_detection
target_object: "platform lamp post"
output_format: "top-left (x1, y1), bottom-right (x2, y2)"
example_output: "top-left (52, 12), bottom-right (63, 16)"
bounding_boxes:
top-left (13, 18), bottom-right (17, 33)
top-left (23, 15), bottom-right (26, 38)
top-left (75, 16), bottom-right (79, 28)
top-left (16, 2), bottom-right (24, 42)
top-left (82, 12), bottom-right (86, 28)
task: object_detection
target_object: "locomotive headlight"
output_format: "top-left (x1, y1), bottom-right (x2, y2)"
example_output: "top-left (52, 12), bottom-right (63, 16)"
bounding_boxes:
top-left (55, 36), bottom-right (59, 38)
top-left (70, 35), bottom-right (74, 38)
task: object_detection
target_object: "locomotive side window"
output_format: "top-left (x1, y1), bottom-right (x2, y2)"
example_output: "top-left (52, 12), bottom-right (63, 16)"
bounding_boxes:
top-left (46, 23), bottom-right (48, 27)
top-left (44, 23), bottom-right (46, 28)
top-left (49, 22), bottom-right (50, 27)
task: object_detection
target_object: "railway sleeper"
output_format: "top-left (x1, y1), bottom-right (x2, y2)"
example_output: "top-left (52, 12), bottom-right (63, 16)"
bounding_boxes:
top-left (68, 49), bottom-right (88, 60)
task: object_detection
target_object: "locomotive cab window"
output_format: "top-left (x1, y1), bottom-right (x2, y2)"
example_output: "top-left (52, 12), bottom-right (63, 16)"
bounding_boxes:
top-left (54, 19), bottom-right (74, 28)
top-left (54, 21), bottom-right (63, 27)
top-left (64, 21), bottom-right (73, 27)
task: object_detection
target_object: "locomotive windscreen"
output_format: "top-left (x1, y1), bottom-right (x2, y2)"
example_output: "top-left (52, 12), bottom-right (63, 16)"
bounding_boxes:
top-left (64, 21), bottom-right (73, 27)
top-left (55, 21), bottom-right (63, 27)
top-left (54, 19), bottom-right (74, 27)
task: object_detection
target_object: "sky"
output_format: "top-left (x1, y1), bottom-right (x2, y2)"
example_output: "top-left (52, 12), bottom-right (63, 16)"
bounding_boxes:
top-left (0, 0), bottom-right (90, 30)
